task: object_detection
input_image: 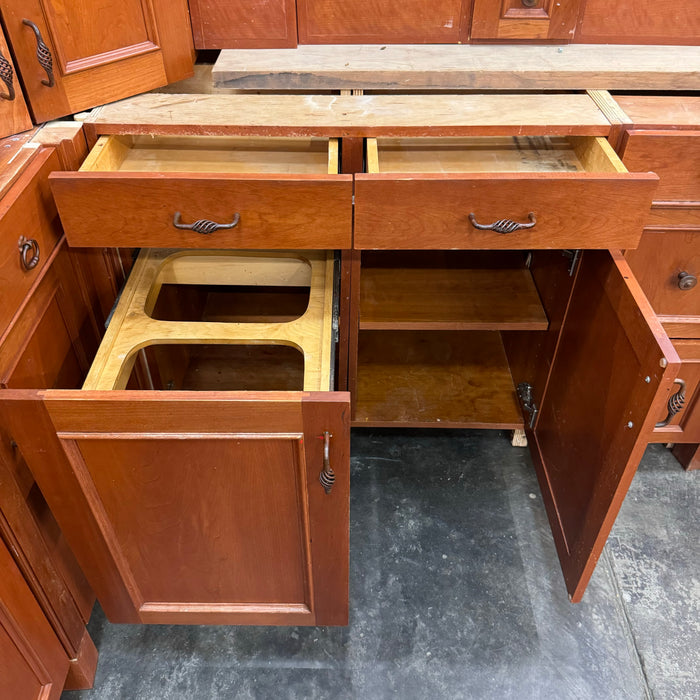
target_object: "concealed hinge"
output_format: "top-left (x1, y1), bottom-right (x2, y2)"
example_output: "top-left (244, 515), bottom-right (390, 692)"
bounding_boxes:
top-left (562, 249), bottom-right (582, 277)
top-left (352, 194), bottom-right (355, 206)
top-left (517, 382), bottom-right (539, 430)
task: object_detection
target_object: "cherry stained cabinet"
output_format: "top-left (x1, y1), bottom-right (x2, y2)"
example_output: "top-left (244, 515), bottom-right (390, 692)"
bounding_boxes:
top-left (189, 0), bottom-right (298, 49)
top-left (0, 536), bottom-right (69, 700)
top-left (0, 27), bottom-right (32, 139)
top-left (469, 0), bottom-right (582, 42)
top-left (0, 392), bottom-right (350, 625)
top-left (0, 0), bottom-right (194, 123)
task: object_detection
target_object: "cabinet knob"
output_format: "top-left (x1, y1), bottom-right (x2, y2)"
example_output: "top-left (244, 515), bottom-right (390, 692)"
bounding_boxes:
top-left (678, 271), bottom-right (697, 290)
top-left (18, 237), bottom-right (40, 271)
top-left (469, 212), bottom-right (537, 234)
top-left (0, 53), bottom-right (15, 101)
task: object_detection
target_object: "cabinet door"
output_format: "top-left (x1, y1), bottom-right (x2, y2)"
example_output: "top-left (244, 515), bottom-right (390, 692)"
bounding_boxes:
top-left (298, 0), bottom-right (469, 44)
top-left (470, 0), bottom-right (581, 41)
top-left (0, 535), bottom-right (69, 700)
top-left (0, 27), bottom-right (32, 138)
top-left (0, 391), bottom-right (350, 626)
top-left (1, 0), bottom-right (193, 123)
top-left (528, 250), bottom-right (680, 601)
top-left (189, 0), bottom-right (298, 49)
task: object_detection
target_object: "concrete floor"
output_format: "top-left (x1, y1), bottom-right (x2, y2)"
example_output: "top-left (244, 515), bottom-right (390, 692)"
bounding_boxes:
top-left (62, 430), bottom-right (699, 699)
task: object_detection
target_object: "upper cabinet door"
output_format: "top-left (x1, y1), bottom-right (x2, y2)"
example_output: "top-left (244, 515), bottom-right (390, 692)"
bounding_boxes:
top-left (529, 250), bottom-right (680, 601)
top-left (1, 0), bottom-right (194, 123)
top-left (470, 0), bottom-right (582, 42)
top-left (189, 0), bottom-right (298, 49)
top-left (297, 1), bottom-right (470, 44)
top-left (0, 27), bottom-right (32, 138)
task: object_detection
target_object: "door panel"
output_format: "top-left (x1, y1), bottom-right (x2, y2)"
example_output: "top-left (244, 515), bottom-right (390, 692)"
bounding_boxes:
top-left (0, 27), bottom-right (32, 139)
top-left (1, 0), bottom-right (193, 123)
top-left (0, 391), bottom-right (350, 625)
top-left (529, 250), bottom-right (680, 601)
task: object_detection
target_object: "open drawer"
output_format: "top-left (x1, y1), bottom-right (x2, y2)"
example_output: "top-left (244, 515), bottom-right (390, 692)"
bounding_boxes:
top-left (355, 136), bottom-right (659, 249)
top-left (0, 249), bottom-right (350, 626)
top-left (48, 136), bottom-right (353, 249)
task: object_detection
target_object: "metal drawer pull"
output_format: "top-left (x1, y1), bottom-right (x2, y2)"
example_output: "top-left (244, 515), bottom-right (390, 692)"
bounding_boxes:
top-left (0, 53), bottom-right (15, 101)
top-left (678, 271), bottom-right (697, 290)
top-left (18, 237), bottom-right (40, 271)
top-left (469, 212), bottom-right (536, 234)
top-left (319, 431), bottom-right (335, 494)
top-left (172, 211), bottom-right (240, 235)
top-left (655, 378), bottom-right (686, 428)
top-left (22, 20), bottom-right (55, 88)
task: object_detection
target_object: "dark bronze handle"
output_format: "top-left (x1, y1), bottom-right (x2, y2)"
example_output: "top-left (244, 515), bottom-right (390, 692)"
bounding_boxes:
top-left (319, 431), bottom-right (335, 494)
top-left (469, 212), bottom-right (537, 234)
top-left (22, 20), bottom-right (55, 88)
top-left (18, 237), bottom-right (40, 271)
top-left (0, 53), bottom-right (15, 101)
top-left (656, 378), bottom-right (686, 428)
top-left (172, 211), bottom-right (240, 235)
top-left (678, 271), bottom-right (697, 291)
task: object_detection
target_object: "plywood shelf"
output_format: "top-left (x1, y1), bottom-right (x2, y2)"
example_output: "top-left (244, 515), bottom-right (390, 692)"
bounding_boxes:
top-left (353, 330), bottom-right (523, 428)
top-left (360, 262), bottom-right (548, 331)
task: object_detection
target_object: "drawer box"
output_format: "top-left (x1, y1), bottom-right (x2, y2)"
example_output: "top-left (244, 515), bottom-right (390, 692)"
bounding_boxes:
top-left (49, 136), bottom-right (353, 250)
top-left (0, 149), bottom-right (62, 339)
top-left (355, 136), bottom-right (658, 250)
top-left (619, 130), bottom-right (700, 205)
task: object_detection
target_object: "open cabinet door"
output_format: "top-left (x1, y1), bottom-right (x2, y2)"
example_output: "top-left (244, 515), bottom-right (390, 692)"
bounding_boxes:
top-left (528, 250), bottom-right (680, 602)
top-left (0, 391), bottom-right (350, 626)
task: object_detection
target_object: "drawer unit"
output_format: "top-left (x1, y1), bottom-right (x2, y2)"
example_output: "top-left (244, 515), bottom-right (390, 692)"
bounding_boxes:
top-left (355, 136), bottom-right (658, 250)
top-left (0, 149), bottom-right (62, 338)
top-left (49, 136), bottom-right (352, 250)
top-left (625, 229), bottom-right (700, 333)
top-left (3, 249), bottom-right (350, 626)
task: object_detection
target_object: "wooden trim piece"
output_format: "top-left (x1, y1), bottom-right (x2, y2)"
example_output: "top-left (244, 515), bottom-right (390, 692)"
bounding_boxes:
top-left (212, 44), bottom-right (700, 91)
top-left (586, 90), bottom-right (632, 152)
top-left (81, 93), bottom-right (611, 138)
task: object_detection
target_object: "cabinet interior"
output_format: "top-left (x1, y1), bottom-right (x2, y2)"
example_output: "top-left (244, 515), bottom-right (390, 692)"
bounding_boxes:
top-left (80, 135), bottom-right (339, 174)
top-left (353, 250), bottom-right (569, 428)
top-left (368, 136), bottom-right (627, 174)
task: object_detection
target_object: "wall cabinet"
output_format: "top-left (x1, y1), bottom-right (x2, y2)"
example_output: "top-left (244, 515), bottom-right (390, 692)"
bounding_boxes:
top-left (0, 0), bottom-right (194, 128)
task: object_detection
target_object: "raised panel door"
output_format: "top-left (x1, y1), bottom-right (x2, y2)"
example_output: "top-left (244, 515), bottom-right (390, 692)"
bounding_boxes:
top-left (0, 27), bottom-right (32, 138)
top-left (1, 0), bottom-right (193, 123)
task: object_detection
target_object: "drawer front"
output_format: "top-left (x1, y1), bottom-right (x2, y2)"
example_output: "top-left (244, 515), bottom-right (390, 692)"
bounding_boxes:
top-left (49, 173), bottom-right (353, 249)
top-left (651, 340), bottom-right (700, 443)
top-left (354, 173), bottom-right (658, 249)
top-left (620, 130), bottom-right (700, 205)
top-left (0, 149), bottom-right (62, 338)
top-left (625, 229), bottom-right (700, 322)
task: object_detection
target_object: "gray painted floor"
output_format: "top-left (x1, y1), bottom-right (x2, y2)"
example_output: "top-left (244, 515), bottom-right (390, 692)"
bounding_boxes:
top-left (62, 431), bottom-right (699, 700)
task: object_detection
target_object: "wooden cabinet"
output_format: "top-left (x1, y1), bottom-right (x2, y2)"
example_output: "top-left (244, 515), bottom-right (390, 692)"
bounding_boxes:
top-left (0, 138), bottom-right (102, 693)
top-left (616, 96), bottom-right (700, 470)
top-left (0, 27), bottom-right (32, 139)
top-left (0, 535), bottom-right (69, 700)
top-left (190, 0), bottom-right (298, 49)
top-left (297, 0), bottom-right (469, 44)
top-left (0, 0), bottom-right (194, 125)
top-left (471, 0), bottom-right (582, 42)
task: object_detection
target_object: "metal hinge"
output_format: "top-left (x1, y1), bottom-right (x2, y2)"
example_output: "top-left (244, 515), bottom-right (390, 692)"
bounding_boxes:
top-left (517, 382), bottom-right (539, 429)
top-left (562, 249), bottom-right (582, 277)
